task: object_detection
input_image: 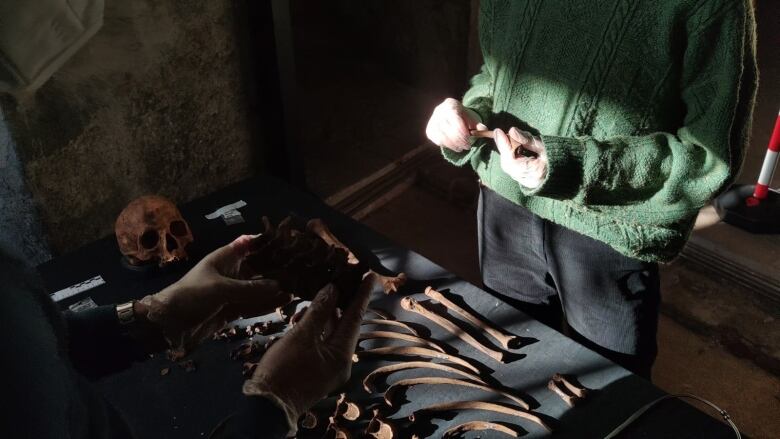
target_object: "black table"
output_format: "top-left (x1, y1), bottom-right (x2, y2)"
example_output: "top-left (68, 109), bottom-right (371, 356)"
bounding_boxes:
top-left (39, 176), bottom-right (734, 438)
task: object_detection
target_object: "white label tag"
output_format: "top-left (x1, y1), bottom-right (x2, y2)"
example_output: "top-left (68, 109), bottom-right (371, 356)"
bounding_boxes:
top-left (205, 200), bottom-right (247, 220)
top-left (51, 275), bottom-right (106, 302)
top-left (222, 209), bottom-right (245, 225)
top-left (68, 297), bottom-right (98, 312)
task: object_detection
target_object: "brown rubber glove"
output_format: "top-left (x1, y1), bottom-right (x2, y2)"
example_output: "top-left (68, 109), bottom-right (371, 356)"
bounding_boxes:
top-left (138, 235), bottom-right (293, 358)
top-left (242, 274), bottom-right (376, 436)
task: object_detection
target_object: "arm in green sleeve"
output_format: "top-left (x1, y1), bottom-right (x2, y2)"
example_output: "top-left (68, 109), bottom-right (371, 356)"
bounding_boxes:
top-left (527, 2), bottom-right (757, 225)
top-left (441, 0), bottom-right (495, 167)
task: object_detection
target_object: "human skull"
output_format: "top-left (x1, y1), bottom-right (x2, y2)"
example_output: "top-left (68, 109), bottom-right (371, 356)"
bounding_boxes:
top-left (115, 195), bottom-right (194, 266)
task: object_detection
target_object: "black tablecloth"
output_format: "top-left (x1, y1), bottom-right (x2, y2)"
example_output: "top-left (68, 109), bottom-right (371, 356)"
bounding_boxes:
top-left (38, 176), bottom-right (733, 438)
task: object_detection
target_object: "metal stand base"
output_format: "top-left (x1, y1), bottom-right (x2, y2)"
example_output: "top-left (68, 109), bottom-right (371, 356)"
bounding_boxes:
top-left (714, 184), bottom-right (780, 233)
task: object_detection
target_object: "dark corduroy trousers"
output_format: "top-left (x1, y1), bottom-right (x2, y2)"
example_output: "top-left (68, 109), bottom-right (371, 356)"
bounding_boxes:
top-left (478, 186), bottom-right (661, 379)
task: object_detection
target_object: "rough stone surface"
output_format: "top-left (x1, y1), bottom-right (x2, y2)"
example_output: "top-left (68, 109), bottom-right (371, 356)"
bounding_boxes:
top-left (2, 1), bottom-right (257, 254)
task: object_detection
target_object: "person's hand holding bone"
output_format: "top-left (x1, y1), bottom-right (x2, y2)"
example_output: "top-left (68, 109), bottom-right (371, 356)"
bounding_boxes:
top-left (494, 127), bottom-right (548, 189)
top-left (136, 235), bottom-right (293, 358)
top-left (426, 97), bottom-right (486, 152)
top-left (243, 275), bottom-right (375, 436)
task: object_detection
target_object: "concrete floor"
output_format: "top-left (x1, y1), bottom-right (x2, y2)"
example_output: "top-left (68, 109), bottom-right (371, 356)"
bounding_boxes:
top-left (361, 182), bottom-right (780, 439)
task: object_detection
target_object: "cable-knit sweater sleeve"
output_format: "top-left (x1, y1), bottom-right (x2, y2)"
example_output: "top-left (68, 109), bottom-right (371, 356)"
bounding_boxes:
top-left (527, 1), bottom-right (757, 225)
top-left (441, 0), bottom-right (495, 167)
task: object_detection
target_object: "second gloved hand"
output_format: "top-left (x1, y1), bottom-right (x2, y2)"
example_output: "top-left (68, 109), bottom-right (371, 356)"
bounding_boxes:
top-left (242, 275), bottom-right (375, 435)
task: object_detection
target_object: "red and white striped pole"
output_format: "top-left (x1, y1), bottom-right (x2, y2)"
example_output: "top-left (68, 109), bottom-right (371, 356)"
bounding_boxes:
top-left (747, 109), bottom-right (780, 206)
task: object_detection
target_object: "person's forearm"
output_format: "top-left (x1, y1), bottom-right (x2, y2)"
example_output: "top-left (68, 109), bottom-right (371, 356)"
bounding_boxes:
top-left (64, 303), bottom-right (163, 379)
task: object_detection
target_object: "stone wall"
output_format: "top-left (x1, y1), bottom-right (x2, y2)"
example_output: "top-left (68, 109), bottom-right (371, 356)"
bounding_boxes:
top-left (1, 1), bottom-right (259, 255)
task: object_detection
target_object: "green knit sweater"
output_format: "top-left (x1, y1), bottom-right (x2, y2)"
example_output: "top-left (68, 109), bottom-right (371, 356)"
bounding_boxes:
top-left (444, 0), bottom-right (758, 262)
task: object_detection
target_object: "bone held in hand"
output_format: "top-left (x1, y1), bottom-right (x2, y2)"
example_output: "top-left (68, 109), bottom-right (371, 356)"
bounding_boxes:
top-left (425, 287), bottom-right (519, 350)
top-left (355, 346), bottom-right (480, 374)
top-left (400, 297), bottom-right (505, 363)
top-left (409, 400), bottom-right (552, 432)
top-left (384, 376), bottom-right (530, 409)
top-left (363, 361), bottom-right (487, 393)
top-left (361, 318), bottom-right (420, 336)
top-left (307, 218), bottom-right (407, 294)
top-left (443, 421), bottom-right (520, 438)
top-left (307, 218), bottom-right (360, 265)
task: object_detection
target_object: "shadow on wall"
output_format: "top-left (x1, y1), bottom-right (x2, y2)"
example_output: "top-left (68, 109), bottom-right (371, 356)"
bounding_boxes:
top-left (1, 0), bottom-right (260, 256)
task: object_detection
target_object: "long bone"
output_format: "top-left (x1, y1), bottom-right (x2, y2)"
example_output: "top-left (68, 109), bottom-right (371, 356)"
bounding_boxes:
top-left (361, 319), bottom-right (420, 336)
top-left (443, 421), bottom-right (520, 438)
top-left (400, 297), bottom-right (505, 363)
top-left (409, 401), bottom-right (552, 432)
top-left (359, 331), bottom-right (445, 353)
top-left (355, 346), bottom-right (480, 374)
top-left (362, 361), bottom-right (486, 393)
top-left (424, 287), bottom-right (518, 349)
top-left (384, 377), bottom-right (530, 409)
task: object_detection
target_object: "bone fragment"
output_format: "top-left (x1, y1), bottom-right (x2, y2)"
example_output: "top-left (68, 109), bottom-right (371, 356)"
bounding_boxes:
top-left (359, 331), bottom-right (445, 353)
top-left (300, 411), bottom-right (318, 429)
top-left (548, 379), bottom-right (578, 407)
top-left (362, 361), bottom-right (486, 393)
top-left (356, 346), bottom-right (480, 374)
top-left (362, 319), bottom-right (420, 336)
top-left (410, 401), bottom-right (551, 432)
top-left (365, 409), bottom-right (394, 439)
top-left (443, 421), bottom-right (520, 438)
top-left (401, 297), bottom-right (505, 363)
top-left (425, 287), bottom-right (518, 349)
top-left (552, 373), bottom-right (589, 398)
top-left (384, 377), bottom-right (529, 410)
top-left (335, 393), bottom-right (361, 421)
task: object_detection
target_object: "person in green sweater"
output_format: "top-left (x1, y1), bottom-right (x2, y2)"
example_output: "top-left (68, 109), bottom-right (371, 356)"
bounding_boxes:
top-left (426, 0), bottom-right (757, 378)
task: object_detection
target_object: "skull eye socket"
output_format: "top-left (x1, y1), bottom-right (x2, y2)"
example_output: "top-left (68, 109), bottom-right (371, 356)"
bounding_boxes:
top-left (140, 230), bottom-right (159, 249)
top-left (170, 220), bottom-right (189, 237)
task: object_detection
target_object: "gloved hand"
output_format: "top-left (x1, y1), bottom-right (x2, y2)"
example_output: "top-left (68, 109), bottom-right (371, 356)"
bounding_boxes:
top-left (242, 275), bottom-right (375, 435)
top-left (495, 127), bottom-right (548, 189)
top-left (137, 235), bottom-right (293, 358)
top-left (426, 98), bottom-right (487, 152)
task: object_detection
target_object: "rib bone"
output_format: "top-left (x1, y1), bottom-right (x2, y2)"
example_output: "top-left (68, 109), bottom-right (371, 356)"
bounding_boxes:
top-left (363, 361), bottom-right (486, 393)
top-left (401, 297), bottom-right (505, 363)
top-left (410, 401), bottom-right (551, 432)
top-left (425, 287), bottom-right (518, 349)
top-left (384, 377), bottom-right (530, 409)
top-left (362, 319), bottom-right (420, 336)
top-left (359, 331), bottom-right (445, 353)
top-left (356, 346), bottom-right (480, 374)
top-left (443, 421), bottom-right (520, 438)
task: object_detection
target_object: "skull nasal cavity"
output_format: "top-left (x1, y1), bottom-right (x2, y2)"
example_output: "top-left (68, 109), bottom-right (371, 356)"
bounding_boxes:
top-left (166, 233), bottom-right (179, 251)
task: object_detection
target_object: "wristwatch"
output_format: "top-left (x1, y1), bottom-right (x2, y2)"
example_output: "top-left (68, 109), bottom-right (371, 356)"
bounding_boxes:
top-left (116, 301), bottom-right (136, 325)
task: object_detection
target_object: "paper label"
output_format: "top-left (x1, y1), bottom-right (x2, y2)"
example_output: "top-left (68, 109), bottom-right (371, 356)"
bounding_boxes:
top-left (205, 200), bottom-right (247, 220)
top-left (50, 275), bottom-right (106, 302)
top-left (68, 296), bottom-right (98, 312)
